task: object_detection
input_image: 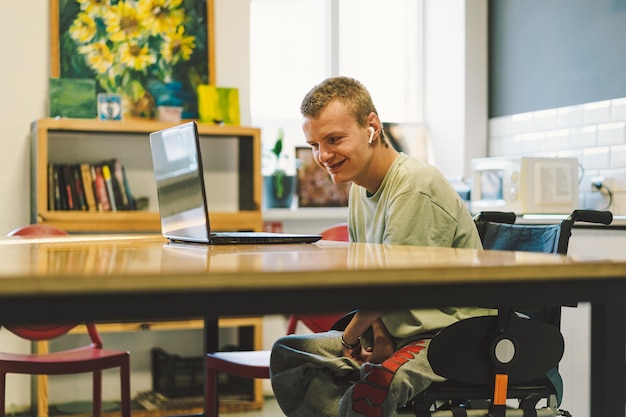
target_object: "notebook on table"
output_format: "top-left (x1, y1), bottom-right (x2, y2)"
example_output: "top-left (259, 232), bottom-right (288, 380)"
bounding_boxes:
top-left (149, 121), bottom-right (322, 245)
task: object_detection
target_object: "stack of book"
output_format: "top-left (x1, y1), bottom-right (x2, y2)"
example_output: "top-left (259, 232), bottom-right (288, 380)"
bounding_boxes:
top-left (48, 159), bottom-right (136, 212)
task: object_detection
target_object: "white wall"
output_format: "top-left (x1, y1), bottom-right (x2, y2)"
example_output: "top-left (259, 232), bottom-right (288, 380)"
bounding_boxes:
top-left (423, 0), bottom-right (487, 179)
top-left (0, 2), bottom-right (49, 235)
top-left (0, 1), bottom-right (51, 409)
top-left (489, 99), bottom-right (626, 216)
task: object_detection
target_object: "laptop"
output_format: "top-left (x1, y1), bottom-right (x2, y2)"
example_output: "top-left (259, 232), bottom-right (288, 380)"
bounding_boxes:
top-left (149, 121), bottom-right (322, 245)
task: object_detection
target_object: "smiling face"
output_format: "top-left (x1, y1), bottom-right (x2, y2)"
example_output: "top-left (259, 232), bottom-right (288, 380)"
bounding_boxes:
top-left (303, 100), bottom-right (378, 187)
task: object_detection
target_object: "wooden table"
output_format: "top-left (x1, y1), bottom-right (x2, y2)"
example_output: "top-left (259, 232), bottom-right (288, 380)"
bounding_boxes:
top-left (0, 235), bottom-right (623, 416)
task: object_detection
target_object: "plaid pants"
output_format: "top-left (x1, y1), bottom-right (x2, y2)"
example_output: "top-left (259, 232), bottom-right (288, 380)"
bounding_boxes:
top-left (269, 330), bottom-right (444, 417)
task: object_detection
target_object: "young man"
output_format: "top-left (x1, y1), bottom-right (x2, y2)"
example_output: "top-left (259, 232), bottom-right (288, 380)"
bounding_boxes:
top-left (270, 76), bottom-right (492, 417)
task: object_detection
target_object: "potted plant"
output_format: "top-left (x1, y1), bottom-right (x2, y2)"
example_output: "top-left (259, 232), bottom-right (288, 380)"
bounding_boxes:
top-left (263, 129), bottom-right (296, 209)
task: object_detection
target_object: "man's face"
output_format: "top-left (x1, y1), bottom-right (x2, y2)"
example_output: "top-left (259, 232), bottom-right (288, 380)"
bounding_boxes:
top-left (303, 101), bottom-right (372, 185)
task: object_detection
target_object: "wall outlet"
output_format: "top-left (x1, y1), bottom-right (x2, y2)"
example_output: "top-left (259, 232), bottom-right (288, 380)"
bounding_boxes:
top-left (590, 176), bottom-right (605, 191)
top-left (590, 176), bottom-right (613, 192)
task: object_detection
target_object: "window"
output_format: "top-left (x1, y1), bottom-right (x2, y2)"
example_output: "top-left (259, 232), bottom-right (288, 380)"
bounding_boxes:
top-left (250, 0), bottom-right (423, 160)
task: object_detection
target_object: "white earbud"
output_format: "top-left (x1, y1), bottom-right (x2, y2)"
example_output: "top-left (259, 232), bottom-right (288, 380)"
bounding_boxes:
top-left (368, 127), bottom-right (375, 144)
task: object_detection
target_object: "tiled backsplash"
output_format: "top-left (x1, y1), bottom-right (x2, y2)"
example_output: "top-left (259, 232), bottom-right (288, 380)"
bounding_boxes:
top-left (488, 98), bottom-right (626, 215)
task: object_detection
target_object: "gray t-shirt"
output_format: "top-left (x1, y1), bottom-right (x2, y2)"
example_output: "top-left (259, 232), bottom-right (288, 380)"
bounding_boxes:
top-left (348, 153), bottom-right (493, 338)
top-left (348, 153), bottom-right (480, 248)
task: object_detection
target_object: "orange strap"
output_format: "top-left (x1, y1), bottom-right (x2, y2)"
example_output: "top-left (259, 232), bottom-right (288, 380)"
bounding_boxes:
top-left (493, 373), bottom-right (509, 405)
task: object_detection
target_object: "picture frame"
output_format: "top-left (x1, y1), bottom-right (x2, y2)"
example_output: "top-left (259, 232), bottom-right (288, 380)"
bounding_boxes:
top-left (97, 93), bottom-right (123, 121)
top-left (49, 0), bottom-right (215, 120)
top-left (296, 147), bottom-right (350, 208)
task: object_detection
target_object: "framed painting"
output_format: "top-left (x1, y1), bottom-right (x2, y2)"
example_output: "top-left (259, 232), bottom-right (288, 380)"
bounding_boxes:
top-left (296, 147), bottom-right (350, 208)
top-left (50, 0), bottom-right (215, 119)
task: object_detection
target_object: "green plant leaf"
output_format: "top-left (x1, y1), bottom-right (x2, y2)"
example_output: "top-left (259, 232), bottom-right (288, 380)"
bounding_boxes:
top-left (272, 129), bottom-right (284, 158)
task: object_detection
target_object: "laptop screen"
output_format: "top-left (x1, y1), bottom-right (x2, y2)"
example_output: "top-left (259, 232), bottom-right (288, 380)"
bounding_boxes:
top-left (150, 122), bottom-right (211, 242)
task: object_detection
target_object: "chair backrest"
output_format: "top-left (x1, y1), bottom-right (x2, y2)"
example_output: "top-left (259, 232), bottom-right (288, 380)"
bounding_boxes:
top-left (319, 223), bottom-right (349, 242)
top-left (2, 323), bottom-right (78, 340)
top-left (7, 224), bottom-right (69, 237)
top-left (474, 209), bottom-right (613, 255)
top-left (1, 323), bottom-right (103, 347)
top-left (286, 313), bottom-right (348, 335)
top-left (2, 225), bottom-right (103, 347)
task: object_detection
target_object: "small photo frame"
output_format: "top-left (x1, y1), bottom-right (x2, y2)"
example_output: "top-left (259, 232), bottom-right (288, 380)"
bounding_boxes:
top-left (296, 147), bottom-right (350, 208)
top-left (97, 93), bottom-right (123, 121)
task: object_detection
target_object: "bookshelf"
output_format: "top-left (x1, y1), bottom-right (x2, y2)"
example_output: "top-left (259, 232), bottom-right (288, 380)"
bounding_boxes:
top-left (30, 118), bottom-right (263, 233)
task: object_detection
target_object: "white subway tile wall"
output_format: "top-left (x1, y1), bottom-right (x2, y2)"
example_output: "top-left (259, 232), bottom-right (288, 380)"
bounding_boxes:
top-left (488, 98), bottom-right (626, 214)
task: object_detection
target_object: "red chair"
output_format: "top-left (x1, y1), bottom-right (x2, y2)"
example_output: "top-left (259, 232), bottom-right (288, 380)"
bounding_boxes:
top-left (2, 225), bottom-right (131, 417)
top-left (318, 222), bottom-right (349, 242)
top-left (204, 223), bottom-right (349, 417)
top-left (6, 224), bottom-right (69, 237)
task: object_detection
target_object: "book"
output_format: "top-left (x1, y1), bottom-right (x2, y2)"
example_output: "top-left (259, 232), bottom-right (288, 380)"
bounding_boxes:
top-left (52, 164), bottom-right (65, 210)
top-left (71, 164), bottom-right (87, 211)
top-left (121, 166), bottom-right (136, 210)
top-left (112, 159), bottom-right (129, 209)
top-left (46, 159), bottom-right (137, 212)
top-left (93, 165), bottom-right (111, 211)
top-left (48, 164), bottom-right (55, 211)
top-left (90, 165), bottom-right (104, 211)
top-left (101, 164), bottom-right (117, 211)
top-left (61, 164), bottom-right (76, 210)
top-left (80, 164), bottom-right (97, 212)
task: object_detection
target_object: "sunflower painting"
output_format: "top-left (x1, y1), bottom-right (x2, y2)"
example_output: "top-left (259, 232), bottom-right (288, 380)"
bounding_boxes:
top-left (51, 0), bottom-right (213, 119)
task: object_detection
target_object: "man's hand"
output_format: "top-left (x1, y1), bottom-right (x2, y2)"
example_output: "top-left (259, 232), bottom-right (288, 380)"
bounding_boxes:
top-left (340, 311), bottom-right (392, 364)
top-left (359, 334), bottom-right (394, 363)
top-left (342, 344), bottom-right (365, 363)
top-left (341, 318), bottom-right (395, 364)
top-left (359, 319), bottom-right (395, 364)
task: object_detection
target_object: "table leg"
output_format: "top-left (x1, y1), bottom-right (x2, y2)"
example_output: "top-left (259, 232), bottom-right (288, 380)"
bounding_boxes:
top-left (590, 281), bottom-right (626, 417)
top-left (204, 316), bottom-right (219, 417)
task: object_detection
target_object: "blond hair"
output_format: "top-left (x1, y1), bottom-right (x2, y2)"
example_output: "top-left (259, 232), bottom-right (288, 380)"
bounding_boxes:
top-left (301, 77), bottom-right (387, 144)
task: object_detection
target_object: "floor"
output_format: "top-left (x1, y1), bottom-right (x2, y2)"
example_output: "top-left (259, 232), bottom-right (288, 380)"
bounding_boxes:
top-left (227, 397), bottom-right (282, 417)
top-left (227, 396), bottom-right (416, 417)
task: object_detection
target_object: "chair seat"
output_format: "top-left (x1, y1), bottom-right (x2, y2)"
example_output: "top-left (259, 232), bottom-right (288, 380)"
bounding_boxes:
top-left (206, 351), bottom-right (271, 379)
top-left (0, 345), bottom-right (130, 374)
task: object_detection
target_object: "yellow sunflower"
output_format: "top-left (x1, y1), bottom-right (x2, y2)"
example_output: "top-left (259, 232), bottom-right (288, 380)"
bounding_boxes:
top-left (69, 12), bottom-right (97, 44)
top-left (118, 42), bottom-right (157, 71)
top-left (137, 0), bottom-right (185, 36)
top-left (77, 0), bottom-right (110, 18)
top-left (105, 2), bottom-right (143, 43)
top-left (160, 26), bottom-right (195, 65)
top-left (78, 40), bottom-right (115, 74)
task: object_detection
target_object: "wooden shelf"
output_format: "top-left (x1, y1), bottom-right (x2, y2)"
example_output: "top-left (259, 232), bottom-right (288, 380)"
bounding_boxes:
top-left (30, 118), bottom-right (263, 233)
top-left (35, 211), bottom-right (263, 233)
